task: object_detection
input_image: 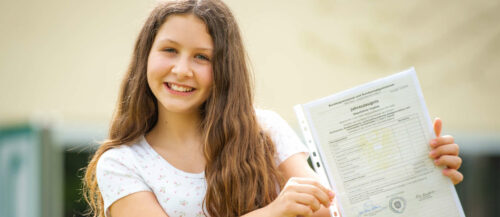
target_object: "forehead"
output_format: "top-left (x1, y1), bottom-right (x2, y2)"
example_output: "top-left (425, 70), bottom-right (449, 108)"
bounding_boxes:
top-left (154, 14), bottom-right (213, 49)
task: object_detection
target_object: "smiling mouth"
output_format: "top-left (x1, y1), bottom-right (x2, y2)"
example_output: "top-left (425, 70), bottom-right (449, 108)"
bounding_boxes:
top-left (165, 82), bottom-right (195, 92)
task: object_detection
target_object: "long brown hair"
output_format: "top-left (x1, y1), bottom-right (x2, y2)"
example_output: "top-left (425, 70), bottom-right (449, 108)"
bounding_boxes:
top-left (83, 0), bottom-right (283, 216)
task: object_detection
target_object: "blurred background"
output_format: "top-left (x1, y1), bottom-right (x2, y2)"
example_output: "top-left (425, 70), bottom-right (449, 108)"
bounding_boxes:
top-left (1, 0), bottom-right (499, 216)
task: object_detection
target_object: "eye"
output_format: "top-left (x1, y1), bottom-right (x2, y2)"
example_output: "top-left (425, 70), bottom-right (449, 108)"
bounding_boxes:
top-left (162, 48), bottom-right (177, 53)
top-left (195, 54), bottom-right (210, 61)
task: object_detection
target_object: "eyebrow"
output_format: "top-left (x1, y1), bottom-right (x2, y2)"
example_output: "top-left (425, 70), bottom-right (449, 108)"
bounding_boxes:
top-left (158, 38), bottom-right (213, 51)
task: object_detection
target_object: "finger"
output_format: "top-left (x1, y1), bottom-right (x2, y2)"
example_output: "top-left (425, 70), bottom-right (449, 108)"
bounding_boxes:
top-left (289, 202), bottom-right (314, 217)
top-left (287, 183), bottom-right (331, 207)
top-left (429, 143), bottom-right (459, 159)
top-left (442, 168), bottom-right (464, 185)
top-left (430, 135), bottom-right (455, 148)
top-left (433, 117), bottom-right (442, 137)
top-left (294, 193), bottom-right (321, 212)
top-left (433, 155), bottom-right (462, 170)
top-left (290, 177), bottom-right (335, 199)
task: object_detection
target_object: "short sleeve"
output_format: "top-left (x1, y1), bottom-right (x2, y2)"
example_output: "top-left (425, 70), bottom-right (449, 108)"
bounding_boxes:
top-left (96, 147), bottom-right (152, 216)
top-left (256, 109), bottom-right (309, 165)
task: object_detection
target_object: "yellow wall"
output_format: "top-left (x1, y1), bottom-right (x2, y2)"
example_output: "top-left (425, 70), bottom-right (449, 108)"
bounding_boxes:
top-left (1, 0), bottom-right (499, 132)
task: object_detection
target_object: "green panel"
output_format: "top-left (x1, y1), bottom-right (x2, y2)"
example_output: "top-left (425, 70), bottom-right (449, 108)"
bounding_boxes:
top-left (0, 125), bottom-right (41, 217)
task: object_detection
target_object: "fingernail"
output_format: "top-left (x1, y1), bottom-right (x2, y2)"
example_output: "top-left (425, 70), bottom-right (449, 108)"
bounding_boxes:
top-left (429, 150), bottom-right (436, 158)
top-left (434, 159), bottom-right (439, 165)
top-left (329, 191), bottom-right (335, 198)
top-left (430, 140), bottom-right (437, 147)
top-left (442, 168), bottom-right (449, 175)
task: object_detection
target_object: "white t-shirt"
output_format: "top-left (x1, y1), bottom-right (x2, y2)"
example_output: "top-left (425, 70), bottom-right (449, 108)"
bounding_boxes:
top-left (96, 109), bottom-right (309, 217)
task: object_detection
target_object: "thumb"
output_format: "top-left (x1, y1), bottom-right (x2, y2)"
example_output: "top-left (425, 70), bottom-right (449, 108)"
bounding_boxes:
top-left (433, 117), bottom-right (442, 137)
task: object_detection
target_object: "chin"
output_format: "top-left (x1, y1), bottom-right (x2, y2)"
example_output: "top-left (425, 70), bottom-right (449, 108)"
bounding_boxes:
top-left (162, 103), bottom-right (202, 114)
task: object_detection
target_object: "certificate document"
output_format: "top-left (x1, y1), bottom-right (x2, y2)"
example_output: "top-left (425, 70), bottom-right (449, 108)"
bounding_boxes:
top-left (294, 68), bottom-right (465, 217)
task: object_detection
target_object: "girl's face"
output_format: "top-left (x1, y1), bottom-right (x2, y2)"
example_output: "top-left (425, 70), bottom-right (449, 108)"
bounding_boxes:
top-left (147, 14), bottom-right (214, 115)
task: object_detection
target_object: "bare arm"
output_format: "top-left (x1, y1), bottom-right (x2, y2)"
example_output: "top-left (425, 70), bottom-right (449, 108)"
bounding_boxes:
top-left (111, 191), bottom-right (275, 217)
top-left (109, 191), bottom-right (169, 217)
top-left (109, 153), bottom-right (333, 217)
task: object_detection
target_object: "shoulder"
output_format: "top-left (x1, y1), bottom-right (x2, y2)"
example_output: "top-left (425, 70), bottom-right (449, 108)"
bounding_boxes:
top-left (255, 108), bottom-right (288, 129)
top-left (255, 108), bottom-right (282, 119)
top-left (98, 142), bottom-right (139, 170)
top-left (95, 137), bottom-right (154, 215)
top-left (97, 145), bottom-right (131, 172)
top-left (96, 137), bottom-right (155, 186)
top-left (254, 108), bottom-right (295, 136)
top-left (97, 137), bottom-right (151, 167)
top-left (255, 108), bottom-right (300, 137)
top-left (98, 144), bottom-right (133, 163)
top-left (254, 108), bottom-right (309, 165)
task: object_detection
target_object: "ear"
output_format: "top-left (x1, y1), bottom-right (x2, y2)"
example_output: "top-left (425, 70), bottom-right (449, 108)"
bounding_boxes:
top-left (433, 117), bottom-right (442, 137)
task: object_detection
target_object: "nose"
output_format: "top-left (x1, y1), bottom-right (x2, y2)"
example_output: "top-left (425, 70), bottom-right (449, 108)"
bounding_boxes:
top-left (171, 55), bottom-right (193, 78)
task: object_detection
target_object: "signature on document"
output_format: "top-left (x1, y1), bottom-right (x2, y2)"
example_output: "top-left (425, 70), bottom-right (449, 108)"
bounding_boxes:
top-left (357, 201), bottom-right (386, 217)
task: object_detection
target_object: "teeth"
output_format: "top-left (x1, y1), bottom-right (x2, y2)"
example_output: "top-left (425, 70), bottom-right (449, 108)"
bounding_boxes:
top-left (170, 83), bottom-right (193, 92)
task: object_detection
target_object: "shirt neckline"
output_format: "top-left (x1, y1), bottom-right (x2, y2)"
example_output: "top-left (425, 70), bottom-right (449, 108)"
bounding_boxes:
top-left (140, 135), bottom-right (205, 179)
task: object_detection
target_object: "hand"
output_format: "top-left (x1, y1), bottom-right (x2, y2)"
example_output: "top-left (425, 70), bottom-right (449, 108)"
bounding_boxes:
top-left (429, 118), bottom-right (463, 185)
top-left (264, 177), bottom-right (335, 217)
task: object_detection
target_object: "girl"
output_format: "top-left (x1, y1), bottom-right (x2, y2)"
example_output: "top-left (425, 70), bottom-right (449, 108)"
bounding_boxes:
top-left (83, 0), bottom-right (463, 217)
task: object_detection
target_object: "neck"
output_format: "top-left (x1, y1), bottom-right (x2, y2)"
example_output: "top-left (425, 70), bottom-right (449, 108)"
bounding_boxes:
top-left (147, 107), bottom-right (203, 149)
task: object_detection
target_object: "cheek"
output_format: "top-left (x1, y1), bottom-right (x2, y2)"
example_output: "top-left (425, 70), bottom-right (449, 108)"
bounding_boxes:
top-left (198, 67), bottom-right (213, 88)
top-left (146, 56), bottom-right (167, 94)
top-left (147, 54), bottom-right (172, 79)
top-left (145, 64), bottom-right (156, 90)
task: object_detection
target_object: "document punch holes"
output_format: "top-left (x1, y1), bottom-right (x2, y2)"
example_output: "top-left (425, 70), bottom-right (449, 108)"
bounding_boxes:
top-left (294, 105), bottom-right (341, 217)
